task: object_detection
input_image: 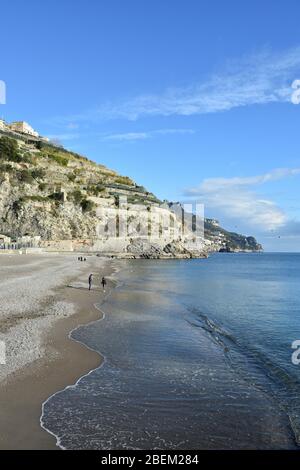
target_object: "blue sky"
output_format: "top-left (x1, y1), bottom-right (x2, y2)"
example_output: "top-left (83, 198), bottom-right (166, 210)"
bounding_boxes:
top-left (1, 0), bottom-right (300, 251)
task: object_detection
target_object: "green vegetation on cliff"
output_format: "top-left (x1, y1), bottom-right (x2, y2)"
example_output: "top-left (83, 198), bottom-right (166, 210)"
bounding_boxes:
top-left (0, 134), bottom-right (262, 252)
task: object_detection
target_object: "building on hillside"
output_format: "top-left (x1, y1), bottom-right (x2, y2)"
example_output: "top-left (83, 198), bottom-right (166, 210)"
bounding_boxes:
top-left (0, 234), bottom-right (11, 244)
top-left (8, 121), bottom-right (39, 138)
top-left (0, 119), bottom-right (6, 131)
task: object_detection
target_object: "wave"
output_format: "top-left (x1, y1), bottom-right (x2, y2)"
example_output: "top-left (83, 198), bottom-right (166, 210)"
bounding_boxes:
top-left (40, 263), bottom-right (123, 450)
top-left (185, 304), bottom-right (300, 447)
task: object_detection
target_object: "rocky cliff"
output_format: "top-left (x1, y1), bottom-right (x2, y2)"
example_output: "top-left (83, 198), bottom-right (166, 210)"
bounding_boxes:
top-left (0, 134), bottom-right (262, 257)
top-left (204, 219), bottom-right (263, 253)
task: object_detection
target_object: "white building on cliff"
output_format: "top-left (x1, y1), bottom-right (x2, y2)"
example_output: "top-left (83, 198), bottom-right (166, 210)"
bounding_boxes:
top-left (8, 121), bottom-right (39, 137)
top-left (0, 119), bottom-right (50, 141)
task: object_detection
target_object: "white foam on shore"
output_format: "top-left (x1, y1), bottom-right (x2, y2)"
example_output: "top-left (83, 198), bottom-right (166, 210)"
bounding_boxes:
top-left (40, 265), bottom-right (123, 450)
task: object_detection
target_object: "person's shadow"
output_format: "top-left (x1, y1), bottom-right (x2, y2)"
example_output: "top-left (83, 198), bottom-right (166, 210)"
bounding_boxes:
top-left (67, 284), bottom-right (103, 292)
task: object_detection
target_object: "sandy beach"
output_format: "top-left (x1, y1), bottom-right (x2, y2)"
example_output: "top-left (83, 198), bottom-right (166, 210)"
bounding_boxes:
top-left (0, 253), bottom-right (117, 450)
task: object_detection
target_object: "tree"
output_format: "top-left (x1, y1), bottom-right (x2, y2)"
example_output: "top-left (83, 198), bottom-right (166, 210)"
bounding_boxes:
top-left (0, 136), bottom-right (21, 162)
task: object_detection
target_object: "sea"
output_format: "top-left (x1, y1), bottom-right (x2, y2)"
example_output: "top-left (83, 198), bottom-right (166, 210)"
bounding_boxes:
top-left (41, 253), bottom-right (300, 449)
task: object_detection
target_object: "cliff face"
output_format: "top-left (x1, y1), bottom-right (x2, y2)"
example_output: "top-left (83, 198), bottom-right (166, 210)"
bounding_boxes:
top-left (0, 134), bottom-right (262, 257)
top-left (204, 219), bottom-right (263, 253)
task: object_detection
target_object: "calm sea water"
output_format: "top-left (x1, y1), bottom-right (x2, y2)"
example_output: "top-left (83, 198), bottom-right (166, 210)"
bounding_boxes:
top-left (42, 253), bottom-right (300, 449)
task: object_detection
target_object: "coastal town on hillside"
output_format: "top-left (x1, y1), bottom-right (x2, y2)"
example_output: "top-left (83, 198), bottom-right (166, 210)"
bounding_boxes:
top-left (0, 124), bottom-right (262, 256)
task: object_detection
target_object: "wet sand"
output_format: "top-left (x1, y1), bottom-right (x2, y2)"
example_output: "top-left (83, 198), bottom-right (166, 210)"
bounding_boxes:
top-left (0, 254), bottom-right (117, 449)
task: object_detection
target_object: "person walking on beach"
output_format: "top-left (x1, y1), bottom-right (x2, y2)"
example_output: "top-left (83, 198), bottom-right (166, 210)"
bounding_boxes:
top-left (88, 273), bottom-right (93, 291)
top-left (101, 276), bottom-right (107, 292)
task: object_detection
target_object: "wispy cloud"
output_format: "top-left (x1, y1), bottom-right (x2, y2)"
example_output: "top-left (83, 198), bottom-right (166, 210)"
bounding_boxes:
top-left (65, 122), bottom-right (79, 130)
top-left (184, 168), bottom-right (300, 231)
top-left (53, 46), bottom-right (300, 124)
top-left (46, 133), bottom-right (80, 141)
top-left (102, 132), bottom-right (148, 142)
top-left (101, 128), bottom-right (195, 142)
top-left (188, 168), bottom-right (300, 194)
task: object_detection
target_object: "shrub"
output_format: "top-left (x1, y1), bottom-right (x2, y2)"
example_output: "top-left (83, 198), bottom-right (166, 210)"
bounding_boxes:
top-left (80, 198), bottom-right (95, 213)
top-left (31, 168), bottom-right (46, 180)
top-left (23, 195), bottom-right (49, 203)
top-left (69, 190), bottom-right (84, 204)
top-left (17, 169), bottom-right (34, 184)
top-left (114, 176), bottom-right (134, 186)
top-left (12, 198), bottom-right (23, 214)
top-left (48, 153), bottom-right (69, 167)
top-left (88, 183), bottom-right (105, 196)
top-left (0, 163), bottom-right (13, 173)
top-left (35, 141), bottom-right (44, 150)
top-left (0, 136), bottom-right (22, 162)
top-left (38, 182), bottom-right (47, 191)
top-left (67, 173), bottom-right (76, 182)
top-left (21, 153), bottom-right (33, 163)
top-left (48, 192), bottom-right (64, 202)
